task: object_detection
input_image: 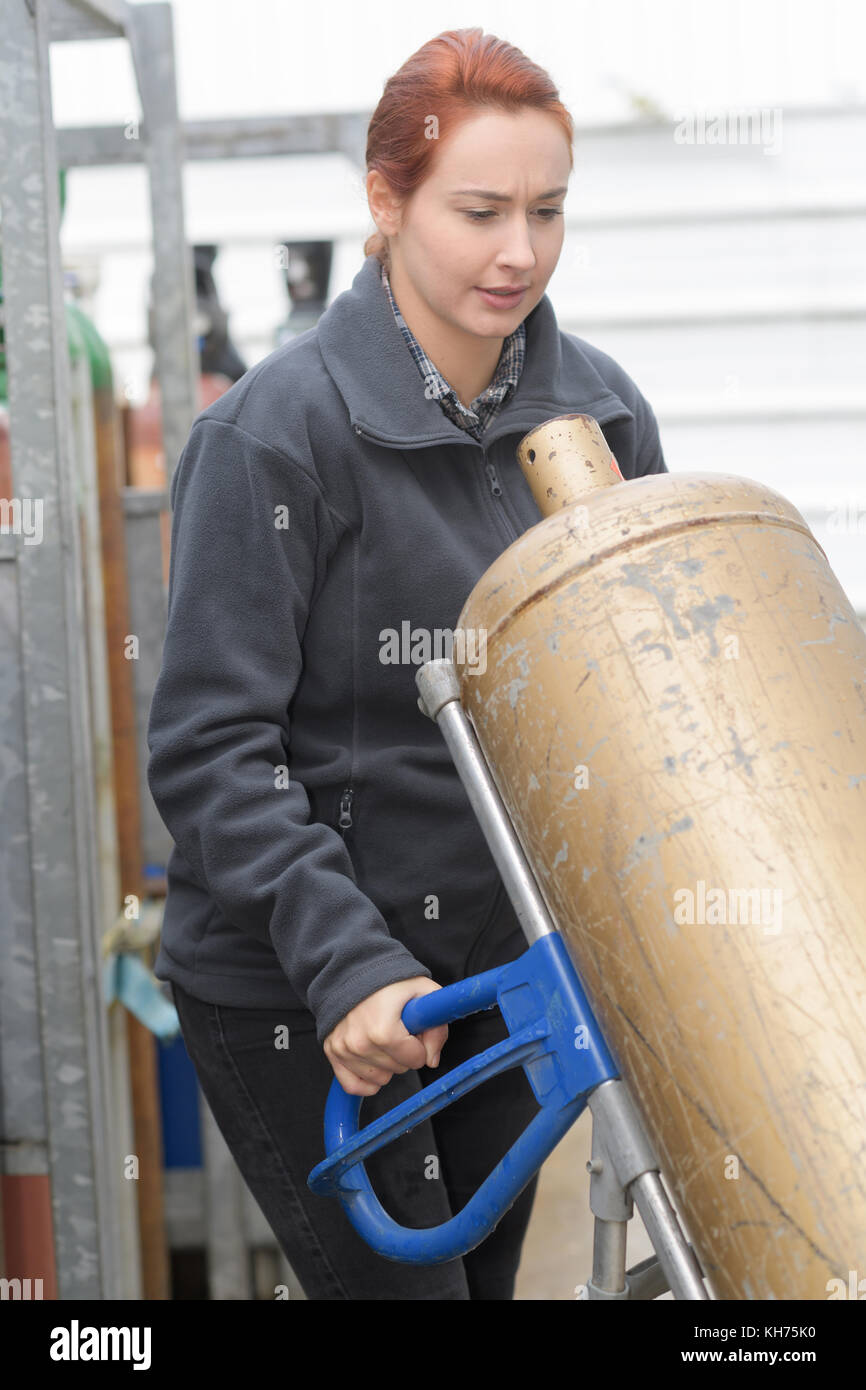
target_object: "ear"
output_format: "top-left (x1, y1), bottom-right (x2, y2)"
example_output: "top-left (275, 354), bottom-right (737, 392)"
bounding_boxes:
top-left (366, 169), bottom-right (405, 238)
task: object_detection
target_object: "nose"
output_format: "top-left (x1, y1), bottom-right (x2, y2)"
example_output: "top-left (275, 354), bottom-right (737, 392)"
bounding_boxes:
top-left (495, 212), bottom-right (540, 272)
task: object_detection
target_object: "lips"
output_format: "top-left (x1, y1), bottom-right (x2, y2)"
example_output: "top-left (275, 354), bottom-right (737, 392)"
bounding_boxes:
top-left (476, 285), bottom-right (528, 308)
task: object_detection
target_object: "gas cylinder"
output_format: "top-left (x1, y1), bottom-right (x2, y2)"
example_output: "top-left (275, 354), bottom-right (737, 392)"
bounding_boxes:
top-left (453, 413), bottom-right (866, 1300)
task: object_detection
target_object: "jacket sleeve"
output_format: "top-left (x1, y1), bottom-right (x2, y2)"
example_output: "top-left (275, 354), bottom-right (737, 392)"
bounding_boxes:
top-left (633, 388), bottom-right (668, 477)
top-left (146, 417), bottom-right (432, 1044)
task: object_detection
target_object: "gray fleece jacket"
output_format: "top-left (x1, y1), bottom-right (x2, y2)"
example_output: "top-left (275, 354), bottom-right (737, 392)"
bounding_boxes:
top-left (147, 252), bottom-right (668, 1045)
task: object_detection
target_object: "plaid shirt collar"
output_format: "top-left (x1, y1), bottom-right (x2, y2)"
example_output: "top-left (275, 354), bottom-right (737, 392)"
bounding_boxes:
top-left (380, 262), bottom-right (525, 441)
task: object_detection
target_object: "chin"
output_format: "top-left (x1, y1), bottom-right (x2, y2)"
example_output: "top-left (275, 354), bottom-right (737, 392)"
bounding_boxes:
top-left (468, 316), bottom-right (512, 336)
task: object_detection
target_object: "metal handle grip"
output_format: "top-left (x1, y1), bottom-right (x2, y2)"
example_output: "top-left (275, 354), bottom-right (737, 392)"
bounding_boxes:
top-left (307, 933), bottom-right (619, 1263)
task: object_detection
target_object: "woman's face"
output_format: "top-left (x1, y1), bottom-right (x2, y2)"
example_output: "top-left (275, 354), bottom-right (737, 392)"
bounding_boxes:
top-left (368, 107), bottom-right (571, 342)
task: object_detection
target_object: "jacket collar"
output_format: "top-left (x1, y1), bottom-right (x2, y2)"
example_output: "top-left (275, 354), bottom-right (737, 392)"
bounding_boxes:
top-left (317, 254), bottom-right (634, 451)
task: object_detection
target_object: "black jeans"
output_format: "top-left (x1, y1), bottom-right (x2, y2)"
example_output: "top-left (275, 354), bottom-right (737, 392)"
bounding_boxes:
top-left (171, 982), bottom-right (540, 1300)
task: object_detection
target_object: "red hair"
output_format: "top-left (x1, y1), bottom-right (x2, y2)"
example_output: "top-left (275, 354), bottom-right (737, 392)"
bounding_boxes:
top-left (363, 28), bottom-right (574, 268)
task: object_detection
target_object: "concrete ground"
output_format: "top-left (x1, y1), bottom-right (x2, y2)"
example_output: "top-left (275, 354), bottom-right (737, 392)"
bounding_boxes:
top-left (514, 1106), bottom-right (673, 1301)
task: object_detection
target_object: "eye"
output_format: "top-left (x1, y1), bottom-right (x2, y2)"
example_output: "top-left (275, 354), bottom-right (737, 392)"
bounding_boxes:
top-left (464, 208), bottom-right (563, 222)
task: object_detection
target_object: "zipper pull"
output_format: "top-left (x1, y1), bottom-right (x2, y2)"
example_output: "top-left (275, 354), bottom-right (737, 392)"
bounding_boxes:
top-left (338, 787), bottom-right (354, 831)
top-left (485, 461), bottom-right (502, 497)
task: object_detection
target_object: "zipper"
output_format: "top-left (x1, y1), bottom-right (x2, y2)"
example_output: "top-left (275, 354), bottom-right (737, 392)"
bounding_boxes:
top-left (359, 417), bottom-right (518, 540)
top-left (335, 513), bottom-right (361, 839)
top-left (359, 415), bottom-right (523, 544)
top-left (338, 786), bottom-right (354, 834)
top-left (485, 461), bottom-right (503, 497)
top-left (480, 445), bottom-right (519, 543)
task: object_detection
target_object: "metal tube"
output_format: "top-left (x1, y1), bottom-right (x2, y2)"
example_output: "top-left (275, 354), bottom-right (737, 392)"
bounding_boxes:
top-left (631, 1172), bottom-right (708, 1301)
top-left (417, 660), bottom-right (553, 944)
top-left (0, 0), bottom-right (117, 1298)
top-left (589, 1078), bottom-right (708, 1300)
top-left (128, 2), bottom-right (199, 492)
top-left (591, 1217), bottom-right (628, 1293)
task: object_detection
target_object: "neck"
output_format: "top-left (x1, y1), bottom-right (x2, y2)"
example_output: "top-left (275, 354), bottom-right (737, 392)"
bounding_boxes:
top-left (387, 262), bottom-right (504, 408)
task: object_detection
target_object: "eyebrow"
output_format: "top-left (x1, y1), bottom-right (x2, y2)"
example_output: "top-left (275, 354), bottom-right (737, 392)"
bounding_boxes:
top-left (450, 186), bottom-right (568, 202)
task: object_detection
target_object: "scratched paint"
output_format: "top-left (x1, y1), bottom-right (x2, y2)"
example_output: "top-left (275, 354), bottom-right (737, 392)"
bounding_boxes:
top-left (612, 555), bottom-right (691, 640)
top-left (641, 641), bottom-right (673, 662)
top-left (619, 814), bottom-right (696, 878)
top-left (506, 677), bottom-right (530, 708)
top-left (675, 556), bottom-right (706, 577)
top-left (801, 610), bottom-right (851, 646)
top-left (726, 725), bottom-right (757, 779)
top-left (613, 551), bottom-right (738, 659)
top-left (552, 841), bottom-right (569, 869)
top-left (684, 594), bottom-right (737, 658)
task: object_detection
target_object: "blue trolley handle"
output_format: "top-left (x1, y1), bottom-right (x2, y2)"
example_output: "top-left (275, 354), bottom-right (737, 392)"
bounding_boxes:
top-left (307, 933), bottom-right (620, 1264)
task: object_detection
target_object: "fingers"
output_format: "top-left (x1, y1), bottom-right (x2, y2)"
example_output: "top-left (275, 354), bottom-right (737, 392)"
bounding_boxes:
top-left (328, 1055), bottom-right (385, 1097)
top-left (324, 1045), bottom-right (398, 1091)
top-left (342, 1039), bottom-right (412, 1074)
top-left (322, 977), bottom-right (451, 1093)
top-left (326, 1025), bottom-right (450, 1091)
top-left (324, 1031), bottom-right (421, 1094)
top-left (340, 1027), bottom-right (427, 1073)
top-left (419, 1022), bottom-right (449, 1068)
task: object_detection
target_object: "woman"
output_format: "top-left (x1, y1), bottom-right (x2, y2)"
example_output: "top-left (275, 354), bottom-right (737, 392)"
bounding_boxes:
top-left (147, 27), bottom-right (668, 1301)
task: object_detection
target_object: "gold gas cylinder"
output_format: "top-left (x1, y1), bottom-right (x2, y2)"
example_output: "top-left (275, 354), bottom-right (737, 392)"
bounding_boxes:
top-left (453, 414), bottom-right (866, 1300)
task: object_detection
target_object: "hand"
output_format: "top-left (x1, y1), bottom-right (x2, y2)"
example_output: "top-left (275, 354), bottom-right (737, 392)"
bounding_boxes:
top-left (323, 976), bottom-right (448, 1097)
